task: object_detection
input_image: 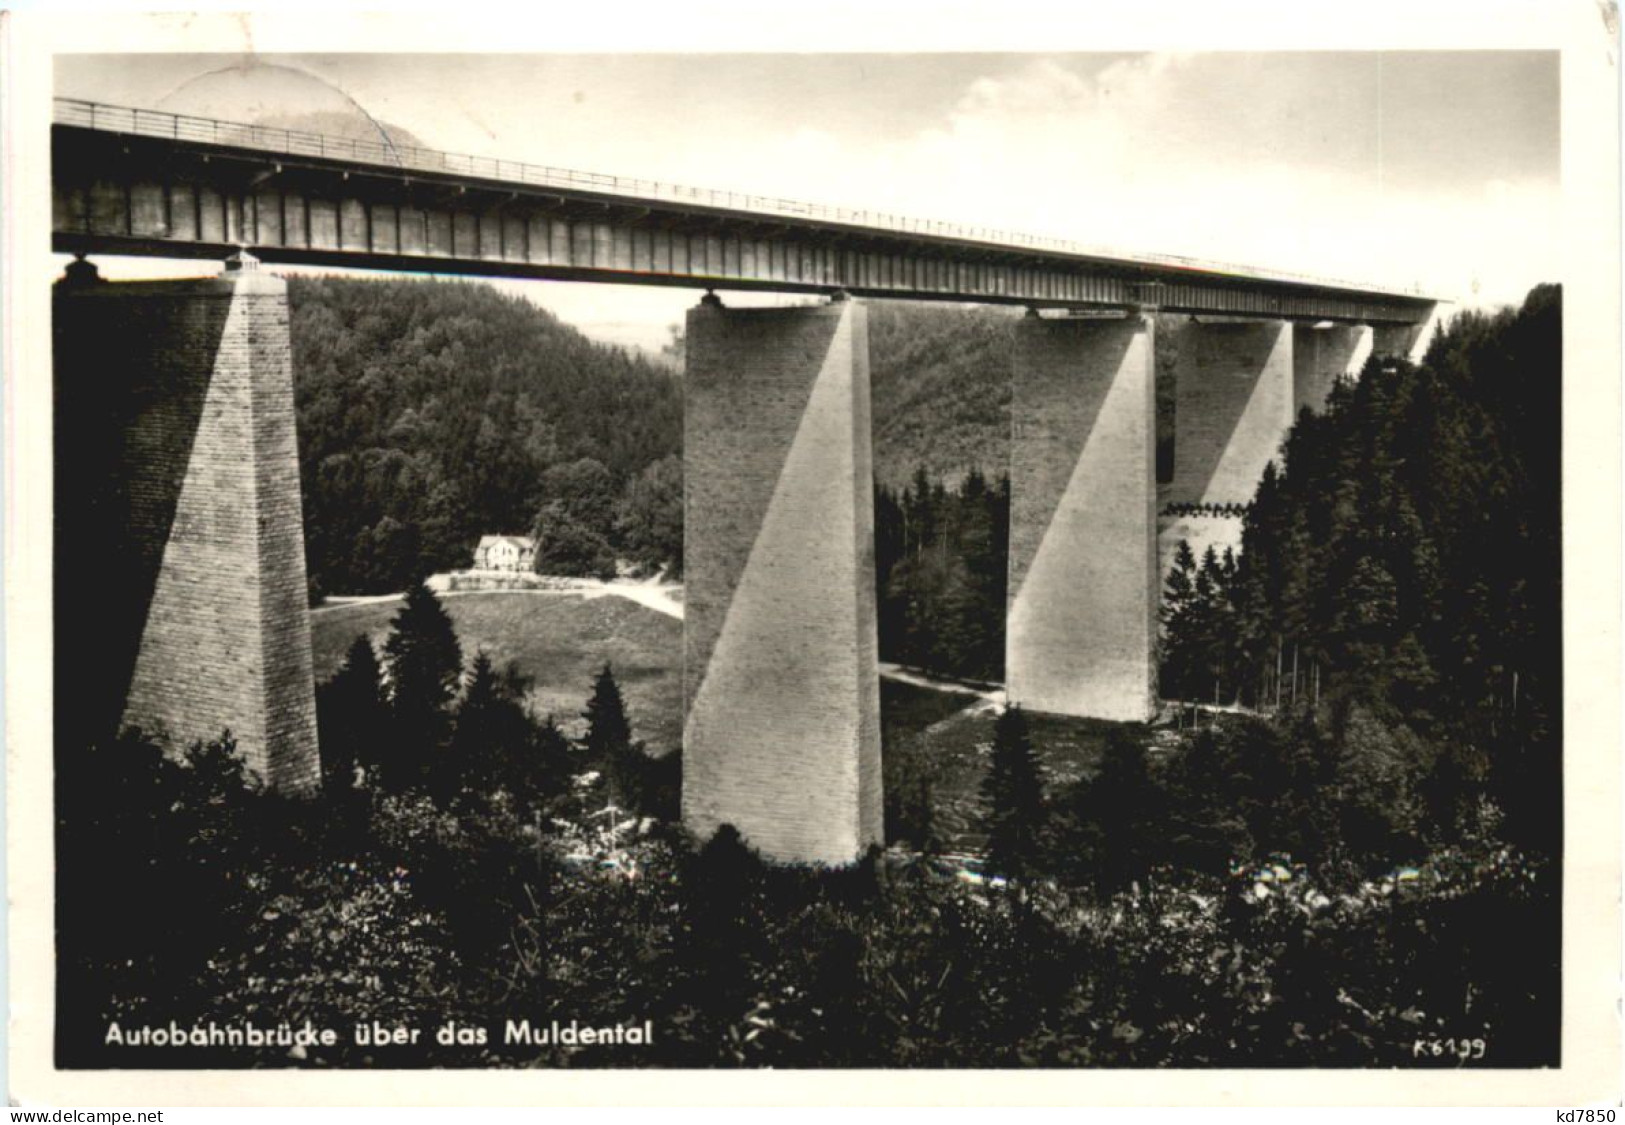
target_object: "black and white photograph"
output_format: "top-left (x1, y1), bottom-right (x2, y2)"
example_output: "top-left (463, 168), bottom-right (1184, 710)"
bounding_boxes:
top-left (4, 1), bottom-right (1620, 1108)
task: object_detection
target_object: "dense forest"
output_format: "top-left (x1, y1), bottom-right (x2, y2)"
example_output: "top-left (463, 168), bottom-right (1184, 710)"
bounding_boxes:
top-left (865, 302), bottom-right (1016, 488)
top-left (875, 467), bottom-right (1009, 682)
top-left (59, 585), bottom-right (1557, 1066)
top-left (288, 277), bottom-right (683, 594)
top-left (1160, 284), bottom-right (1561, 858)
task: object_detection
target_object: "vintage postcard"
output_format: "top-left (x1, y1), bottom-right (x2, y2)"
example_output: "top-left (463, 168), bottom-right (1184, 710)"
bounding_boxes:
top-left (4, 1), bottom-right (1619, 1108)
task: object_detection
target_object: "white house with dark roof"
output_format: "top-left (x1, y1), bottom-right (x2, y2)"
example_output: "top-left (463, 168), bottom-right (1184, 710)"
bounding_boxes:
top-left (473, 534), bottom-right (536, 573)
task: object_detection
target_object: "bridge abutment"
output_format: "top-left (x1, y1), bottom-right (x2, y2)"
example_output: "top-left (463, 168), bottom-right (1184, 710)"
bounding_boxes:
top-left (54, 266), bottom-right (320, 792)
top-left (681, 299), bottom-right (882, 864)
top-left (1007, 314), bottom-right (1158, 722)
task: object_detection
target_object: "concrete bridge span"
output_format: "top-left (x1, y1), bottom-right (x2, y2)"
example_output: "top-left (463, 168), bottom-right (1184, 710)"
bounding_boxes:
top-left (53, 100), bottom-right (1439, 863)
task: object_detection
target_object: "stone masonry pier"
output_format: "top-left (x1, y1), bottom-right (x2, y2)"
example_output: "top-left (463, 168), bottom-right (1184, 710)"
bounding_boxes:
top-left (1007, 313), bottom-right (1159, 723)
top-left (681, 297), bottom-right (883, 864)
top-left (54, 264), bottom-right (320, 792)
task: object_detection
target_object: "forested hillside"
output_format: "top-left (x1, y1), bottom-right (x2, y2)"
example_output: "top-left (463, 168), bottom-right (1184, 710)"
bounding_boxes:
top-left (866, 303), bottom-right (1181, 487)
top-left (1161, 284), bottom-right (1562, 857)
top-left (876, 467), bottom-right (1009, 682)
top-left (866, 302), bottom-right (1016, 488)
top-left (288, 282), bottom-right (1038, 596)
top-left (288, 276), bottom-right (682, 594)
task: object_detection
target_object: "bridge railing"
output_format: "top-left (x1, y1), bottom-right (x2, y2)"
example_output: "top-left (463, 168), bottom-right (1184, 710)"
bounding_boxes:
top-left (53, 97), bottom-right (1428, 299)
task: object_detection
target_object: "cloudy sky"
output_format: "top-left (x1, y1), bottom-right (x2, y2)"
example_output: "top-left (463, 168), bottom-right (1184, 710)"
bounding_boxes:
top-left (56, 51), bottom-right (1560, 353)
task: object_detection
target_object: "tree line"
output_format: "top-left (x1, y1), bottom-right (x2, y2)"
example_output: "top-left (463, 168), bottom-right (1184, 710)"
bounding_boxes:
top-left (317, 582), bottom-right (677, 822)
top-left (875, 466), bottom-right (1009, 683)
top-left (58, 682), bottom-right (1556, 1068)
top-left (54, 282), bottom-right (1563, 1070)
top-left (1158, 284), bottom-right (1562, 859)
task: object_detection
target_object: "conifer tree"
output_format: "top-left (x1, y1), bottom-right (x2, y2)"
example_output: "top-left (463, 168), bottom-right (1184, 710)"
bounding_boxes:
top-left (1190, 547), bottom-right (1230, 703)
top-left (906, 466), bottom-right (936, 558)
top-left (383, 581), bottom-right (464, 791)
top-left (1058, 727), bottom-right (1159, 895)
top-left (448, 650), bottom-right (525, 799)
top-left (884, 735), bottom-right (942, 854)
top-left (582, 663), bottom-right (639, 809)
top-left (529, 713), bottom-right (579, 811)
top-left (317, 633), bottom-right (389, 793)
top-left (981, 705), bottom-right (1046, 881)
top-left (1160, 540), bottom-right (1199, 698)
top-left (1163, 539), bottom-right (1198, 623)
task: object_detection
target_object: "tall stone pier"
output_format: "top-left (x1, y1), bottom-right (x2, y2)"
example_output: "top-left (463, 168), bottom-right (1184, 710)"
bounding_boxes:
top-left (54, 262), bottom-right (320, 792)
top-left (681, 297), bottom-right (882, 864)
top-left (1292, 323), bottom-right (1373, 416)
top-left (1007, 313), bottom-right (1158, 722)
top-left (1168, 319), bottom-right (1295, 507)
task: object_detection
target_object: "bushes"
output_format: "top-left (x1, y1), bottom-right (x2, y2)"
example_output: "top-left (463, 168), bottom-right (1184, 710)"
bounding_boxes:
top-left (194, 857), bottom-right (464, 1061)
top-left (57, 585), bottom-right (1553, 1067)
top-left (57, 733), bottom-right (292, 1065)
top-left (482, 830), bottom-right (1556, 1068)
top-left (57, 737), bottom-right (545, 1068)
top-left (1132, 710), bottom-right (1470, 883)
top-left (58, 721), bottom-right (1555, 1067)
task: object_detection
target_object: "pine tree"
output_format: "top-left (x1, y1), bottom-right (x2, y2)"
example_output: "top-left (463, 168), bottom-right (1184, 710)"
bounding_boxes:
top-left (1163, 539), bottom-right (1198, 623)
top-left (1330, 555), bottom-right (1400, 705)
top-left (884, 735), bottom-right (942, 854)
top-left (1190, 547), bottom-right (1230, 703)
top-left (382, 582), bottom-right (464, 791)
top-left (1058, 727), bottom-right (1158, 896)
top-left (981, 705), bottom-right (1046, 881)
top-left (1160, 540), bottom-right (1199, 699)
top-left (582, 663), bottom-right (639, 810)
top-left (906, 466), bottom-right (935, 558)
top-left (317, 634), bottom-right (390, 794)
top-left (448, 650), bottom-right (511, 798)
top-left (527, 713), bottom-right (579, 812)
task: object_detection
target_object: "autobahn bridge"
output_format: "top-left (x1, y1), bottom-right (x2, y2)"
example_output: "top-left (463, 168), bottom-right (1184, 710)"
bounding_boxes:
top-left (53, 98), bottom-right (1440, 863)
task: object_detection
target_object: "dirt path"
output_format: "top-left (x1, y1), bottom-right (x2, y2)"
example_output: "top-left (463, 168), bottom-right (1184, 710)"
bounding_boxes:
top-left (878, 662), bottom-right (1005, 703)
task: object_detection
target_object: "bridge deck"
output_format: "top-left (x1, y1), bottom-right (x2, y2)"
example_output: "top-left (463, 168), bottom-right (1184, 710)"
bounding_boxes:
top-left (52, 99), bottom-right (1435, 325)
